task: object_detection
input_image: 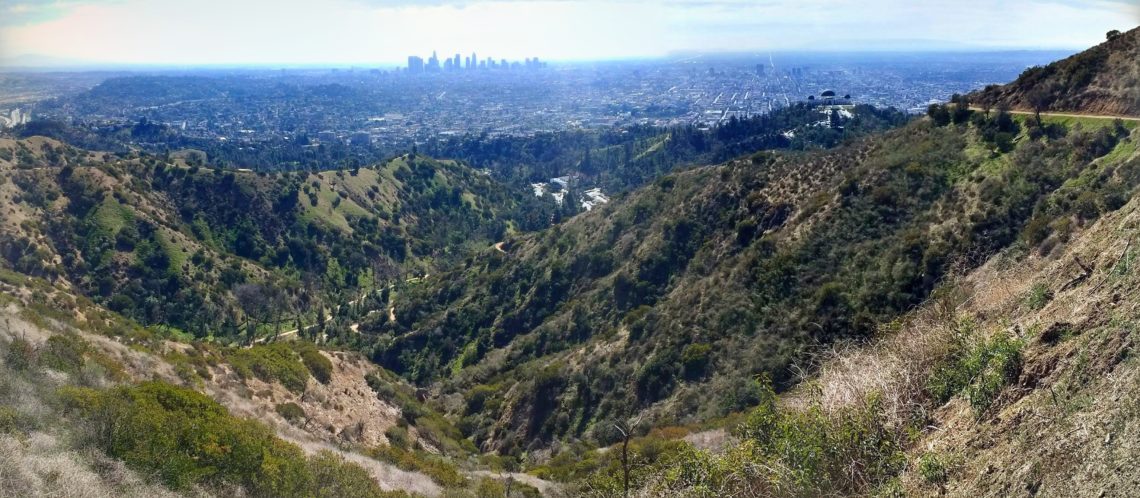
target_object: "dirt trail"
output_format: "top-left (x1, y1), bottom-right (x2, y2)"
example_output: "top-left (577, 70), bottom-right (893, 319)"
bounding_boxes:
top-left (468, 470), bottom-right (562, 496)
top-left (968, 106), bottom-right (1140, 122)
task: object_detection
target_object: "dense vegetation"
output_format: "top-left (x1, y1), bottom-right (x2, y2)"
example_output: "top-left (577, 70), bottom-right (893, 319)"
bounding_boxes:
top-left (360, 106), bottom-right (1137, 454)
top-left (0, 145), bottom-right (538, 339)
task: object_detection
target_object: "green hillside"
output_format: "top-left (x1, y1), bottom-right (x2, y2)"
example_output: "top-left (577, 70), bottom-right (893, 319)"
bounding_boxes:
top-left (364, 104), bottom-right (1138, 455)
top-left (0, 142), bottom-right (536, 341)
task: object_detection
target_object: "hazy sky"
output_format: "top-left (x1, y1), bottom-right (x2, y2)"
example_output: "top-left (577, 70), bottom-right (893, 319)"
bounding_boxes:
top-left (1, 0), bottom-right (1137, 66)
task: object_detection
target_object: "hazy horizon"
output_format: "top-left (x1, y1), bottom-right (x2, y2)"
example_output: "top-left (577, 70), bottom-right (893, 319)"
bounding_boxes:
top-left (1, 0), bottom-right (1137, 68)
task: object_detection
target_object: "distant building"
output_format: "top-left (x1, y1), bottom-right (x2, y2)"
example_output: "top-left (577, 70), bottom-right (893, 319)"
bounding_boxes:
top-left (808, 90), bottom-right (852, 106)
top-left (407, 56), bottom-right (424, 73)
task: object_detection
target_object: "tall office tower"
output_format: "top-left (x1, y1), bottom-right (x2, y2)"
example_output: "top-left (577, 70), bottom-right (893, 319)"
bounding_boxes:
top-left (453, 54), bottom-right (461, 70)
top-left (470, 52), bottom-right (477, 70)
top-left (407, 56), bottom-right (424, 73)
top-left (428, 51), bottom-right (440, 72)
top-left (500, 58), bottom-right (507, 69)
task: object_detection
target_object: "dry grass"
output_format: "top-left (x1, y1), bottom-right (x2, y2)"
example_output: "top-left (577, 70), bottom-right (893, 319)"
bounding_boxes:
top-left (785, 281), bottom-right (968, 431)
top-left (0, 433), bottom-right (193, 498)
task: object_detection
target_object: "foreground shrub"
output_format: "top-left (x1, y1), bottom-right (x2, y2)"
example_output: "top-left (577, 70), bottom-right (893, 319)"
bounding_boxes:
top-left (59, 381), bottom-right (392, 497)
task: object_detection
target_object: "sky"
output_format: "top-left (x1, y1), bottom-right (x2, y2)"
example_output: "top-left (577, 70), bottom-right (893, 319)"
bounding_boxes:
top-left (0, 0), bottom-right (1137, 67)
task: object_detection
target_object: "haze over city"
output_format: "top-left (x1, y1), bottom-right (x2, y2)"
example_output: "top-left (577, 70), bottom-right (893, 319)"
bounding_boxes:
top-left (1, 0), bottom-right (1137, 67)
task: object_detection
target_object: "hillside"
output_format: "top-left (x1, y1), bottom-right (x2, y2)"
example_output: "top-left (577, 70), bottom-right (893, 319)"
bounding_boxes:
top-left (536, 132), bottom-right (1140, 495)
top-left (970, 26), bottom-right (1140, 116)
top-left (2, 26), bottom-right (1140, 498)
top-left (0, 272), bottom-right (548, 496)
top-left (367, 106), bottom-right (1137, 454)
top-left (0, 139), bottom-right (540, 339)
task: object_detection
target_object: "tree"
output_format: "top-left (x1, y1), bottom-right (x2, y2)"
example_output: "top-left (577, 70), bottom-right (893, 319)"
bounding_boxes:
top-left (1107, 30), bottom-right (1122, 40)
top-left (613, 416), bottom-right (643, 498)
top-left (1027, 88), bottom-right (1051, 125)
top-left (235, 283), bottom-right (283, 344)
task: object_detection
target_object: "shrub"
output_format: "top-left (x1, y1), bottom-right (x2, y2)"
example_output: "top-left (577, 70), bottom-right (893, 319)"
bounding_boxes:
top-left (368, 444), bottom-right (465, 488)
top-left (61, 382), bottom-right (313, 495)
top-left (927, 331), bottom-right (1023, 416)
top-left (39, 334), bottom-right (88, 374)
top-left (729, 379), bottom-right (905, 494)
top-left (308, 451), bottom-right (406, 498)
top-left (0, 406), bottom-right (34, 434)
top-left (4, 337), bottom-right (36, 371)
top-left (276, 402), bottom-right (306, 422)
top-left (1024, 283), bottom-right (1053, 311)
top-left (680, 343), bottom-right (711, 380)
top-left (298, 344), bottom-right (333, 384)
top-left (917, 452), bottom-right (948, 485)
top-left (384, 425), bottom-right (409, 449)
top-left (226, 343), bottom-right (310, 393)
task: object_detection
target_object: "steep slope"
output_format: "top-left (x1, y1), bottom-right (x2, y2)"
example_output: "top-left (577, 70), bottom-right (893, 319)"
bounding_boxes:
top-left (0, 273), bottom-right (550, 496)
top-left (0, 139), bottom-right (534, 338)
top-left (970, 26), bottom-right (1140, 116)
top-left (562, 124), bottom-right (1140, 497)
top-left (367, 108), bottom-right (1137, 454)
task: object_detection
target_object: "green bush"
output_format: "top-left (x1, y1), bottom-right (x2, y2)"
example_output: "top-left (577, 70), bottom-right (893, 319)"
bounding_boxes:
top-left (917, 452), bottom-right (948, 485)
top-left (297, 343), bottom-right (334, 384)
top-left (385, 425), bottom-right (409, 449)
top-left (680, 343), bottom-right (711, 380)
top-left (4, 337), bottom-right (36, 371)
top-left (226, 343), bottom-right (310, 393)
top-left (39, 334), bottom-right (89, 373)
top-left (276, 402), bottom-right (306, 422)
top-left (61, 382), bottom-right (312, 494)
top-left (369, 444), bottom-right (465, 488)
top-left (60, 381), bottom-right (395, 497)
top-left (729, 380), bottom-right (905, 494)
top-left (308, 450), bottom-right (409, 498)
top-left (1024, 283), bottom-right (1053, 310)
top-left (928, 331), bottom-right (1023, 416)
top-left (0, 406), bottom-right (35, 434)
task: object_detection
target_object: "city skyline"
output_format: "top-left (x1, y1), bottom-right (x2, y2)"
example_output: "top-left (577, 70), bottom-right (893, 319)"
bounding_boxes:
top-left (1, 0), bottom-right (1137, 67)
top-left (406, 50), bottom-right (545, 73)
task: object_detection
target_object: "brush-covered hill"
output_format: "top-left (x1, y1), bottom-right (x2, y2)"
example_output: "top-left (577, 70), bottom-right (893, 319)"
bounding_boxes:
top-left (366, 105), bottom-right (1137, 454)
top-left (0, 269), bottom-right (548, 497)
top-left (0, 139), bottom-right (541, 338)
top-left (970, 26), bottom-right (1140, 116)
top-left (542, 123), bottom-right (1140, 496)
